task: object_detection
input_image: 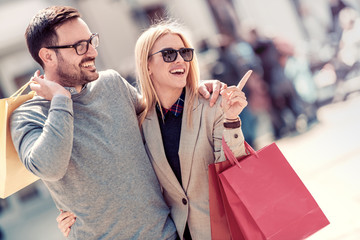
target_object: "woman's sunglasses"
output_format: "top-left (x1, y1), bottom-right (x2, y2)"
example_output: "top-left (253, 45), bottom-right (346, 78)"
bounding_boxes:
top-left (148, 48), bottom-right (194, 62)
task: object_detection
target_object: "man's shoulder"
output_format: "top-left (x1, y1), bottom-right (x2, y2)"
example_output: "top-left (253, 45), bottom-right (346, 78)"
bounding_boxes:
top-left (15, 96), bottom-right (50, 111)
top-left (93, 69), bottom-right (138, 100)
top-left (99, 69), bottom-right (120, 78)
top-left (11, 96), bottom-right (50, 124)
top-left (96, 69), bottom-right (129, 86)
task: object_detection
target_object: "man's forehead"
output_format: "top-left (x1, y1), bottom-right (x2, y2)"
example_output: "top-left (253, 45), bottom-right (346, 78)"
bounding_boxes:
top-left (55, 18), bottom-right (92, 43)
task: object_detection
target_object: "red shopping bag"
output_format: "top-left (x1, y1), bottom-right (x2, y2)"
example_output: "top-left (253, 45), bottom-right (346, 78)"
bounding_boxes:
top-left (209, 141), bottom-right (265, 240)
top-left (208, 159), bottom-right (235, 240)
top-left (218, 138), bottom-right (330, 240)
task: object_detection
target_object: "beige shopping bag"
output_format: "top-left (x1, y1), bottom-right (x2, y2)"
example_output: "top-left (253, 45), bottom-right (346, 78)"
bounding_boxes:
top-left (0, 82), bottom-right (38, 198)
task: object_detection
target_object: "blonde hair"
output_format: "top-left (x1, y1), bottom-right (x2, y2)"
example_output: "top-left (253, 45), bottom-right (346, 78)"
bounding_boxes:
top-left (135, 20), bottom-right (200, 127)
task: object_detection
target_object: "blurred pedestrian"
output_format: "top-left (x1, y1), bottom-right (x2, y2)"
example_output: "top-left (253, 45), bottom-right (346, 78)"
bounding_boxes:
top-left (275, 37), bottom-right (319, 127)
top-left (0, 227), bottom-right (4, 240)
top-left (248, 28), bottom-right (308, 137)
top-left (210, 34), bottom-right (262, 146)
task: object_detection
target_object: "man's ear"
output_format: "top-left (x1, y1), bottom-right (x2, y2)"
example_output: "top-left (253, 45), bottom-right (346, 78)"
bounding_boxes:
top-left (39, 48), bottom-right (57, 67)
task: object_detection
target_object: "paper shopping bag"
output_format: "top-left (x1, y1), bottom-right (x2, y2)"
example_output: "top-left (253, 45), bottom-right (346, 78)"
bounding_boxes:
top-left (209, 159), bottom-right (234, 240)
top-left (218, 138), bottom-right (330, 240)
top-left (0, 83), bottom-right (38, 198)
top-left (209, 141), bottom-right (264, 240)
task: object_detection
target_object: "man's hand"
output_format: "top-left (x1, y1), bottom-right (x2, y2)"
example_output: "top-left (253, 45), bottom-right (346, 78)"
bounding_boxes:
top-left (30, 70), bottom-right (71, 100)
top-left (198, 80), bottom-right (227, 107)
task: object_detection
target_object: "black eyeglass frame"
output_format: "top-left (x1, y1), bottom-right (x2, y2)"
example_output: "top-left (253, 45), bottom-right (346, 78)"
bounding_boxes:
top-left (46, 33), bottom-right (99, 56)
top-left (148, 48), bottom-right (194, 62)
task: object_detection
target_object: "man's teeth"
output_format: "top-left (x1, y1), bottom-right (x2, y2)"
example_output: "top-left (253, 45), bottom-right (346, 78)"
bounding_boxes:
top-left (81, 61), bottom-right (94, 67)
top-left (170, 69), bottom-right (184, 74)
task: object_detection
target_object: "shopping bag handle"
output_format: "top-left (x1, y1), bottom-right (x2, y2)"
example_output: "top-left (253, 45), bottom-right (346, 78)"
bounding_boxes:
top-left (222, 137), bottom-right (259, 168)
top-left (10, 80), bottom-right (34, 101)
top-left (244, 141), bottom-right (258, 157)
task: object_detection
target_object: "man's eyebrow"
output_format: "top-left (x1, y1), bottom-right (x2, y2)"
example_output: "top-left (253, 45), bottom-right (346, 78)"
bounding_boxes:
top-left (72, 37), bottom-right (89, 45)
top-left (68, 35), bottom-right (92, 46)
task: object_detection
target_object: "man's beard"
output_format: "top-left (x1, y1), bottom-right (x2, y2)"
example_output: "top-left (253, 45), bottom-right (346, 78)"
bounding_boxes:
top-left (55, 53), bottom-right (99, 87)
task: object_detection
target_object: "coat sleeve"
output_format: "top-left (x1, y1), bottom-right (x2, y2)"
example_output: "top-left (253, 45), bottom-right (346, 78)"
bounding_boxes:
top-left (10, 95), bottom-right (74, 181)
top-left (212, 98), bottom-right (247, 163)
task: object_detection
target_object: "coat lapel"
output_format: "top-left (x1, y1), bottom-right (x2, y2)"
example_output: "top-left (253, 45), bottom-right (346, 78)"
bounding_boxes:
top-left (179, 91), bottom-right (202, 191)
top-left (142, 107), bottom-right (184, 193)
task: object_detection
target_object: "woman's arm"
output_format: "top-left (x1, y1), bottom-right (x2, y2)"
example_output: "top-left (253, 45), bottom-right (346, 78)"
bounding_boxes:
top-left (220, 70), bottom-right (252, 120)
top-left (218, 70), bottom-right (252, 160)
top-left (56, 210), bottom-right (77, 237)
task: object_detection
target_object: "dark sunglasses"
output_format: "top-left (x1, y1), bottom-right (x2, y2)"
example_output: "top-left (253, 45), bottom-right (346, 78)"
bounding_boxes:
top-left (46, 33), bottom-right (99, 56)
top-left (149, 48), bottom-right (194, 62)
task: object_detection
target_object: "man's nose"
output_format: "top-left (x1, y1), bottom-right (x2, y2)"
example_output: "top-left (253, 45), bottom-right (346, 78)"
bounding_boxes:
top-left (86, 43), bottom-right (98, 57)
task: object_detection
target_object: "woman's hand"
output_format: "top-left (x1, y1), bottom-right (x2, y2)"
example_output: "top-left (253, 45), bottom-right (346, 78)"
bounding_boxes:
top-left (221, 70), bottom-right (252, 119)
top-left (56, 210), bottom-right (76, 237)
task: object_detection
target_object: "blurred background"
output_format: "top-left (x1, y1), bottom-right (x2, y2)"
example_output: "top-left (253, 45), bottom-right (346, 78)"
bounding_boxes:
top-left (1, 0), bottom-right (360, 239)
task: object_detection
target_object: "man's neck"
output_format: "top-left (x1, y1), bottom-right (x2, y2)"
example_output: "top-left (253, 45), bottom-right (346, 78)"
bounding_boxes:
top-left (74, 85), bottom-right (82, 93)
top-left (44, 73), bottom-right (82, 93)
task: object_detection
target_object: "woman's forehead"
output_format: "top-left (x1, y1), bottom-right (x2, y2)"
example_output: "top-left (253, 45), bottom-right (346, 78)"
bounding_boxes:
top-left (153, 33), bottom-right (184, 49)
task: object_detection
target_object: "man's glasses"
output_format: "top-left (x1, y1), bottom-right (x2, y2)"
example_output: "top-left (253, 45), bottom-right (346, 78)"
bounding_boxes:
top-left (46, 33), bottom-right (99, 56)
top-left (149, 48), bottom-right (194, 62)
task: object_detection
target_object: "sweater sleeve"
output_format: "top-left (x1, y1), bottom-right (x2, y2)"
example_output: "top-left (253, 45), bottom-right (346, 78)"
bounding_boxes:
top-left (10, 95), bottom-right (74, 181)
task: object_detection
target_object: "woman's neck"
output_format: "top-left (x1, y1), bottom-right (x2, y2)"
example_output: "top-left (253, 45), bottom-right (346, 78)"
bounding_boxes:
top-left (156, 87), bottom-right (183, 109)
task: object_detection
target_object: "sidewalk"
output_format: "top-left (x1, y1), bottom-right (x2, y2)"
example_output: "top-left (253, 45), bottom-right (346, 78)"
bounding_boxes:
top-left (0, 187), bottom-right (62, 240)
top-left (275, 94), bottom-right (360, 239)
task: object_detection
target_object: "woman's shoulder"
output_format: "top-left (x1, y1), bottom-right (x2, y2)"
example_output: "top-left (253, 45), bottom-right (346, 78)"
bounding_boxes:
top-left (197, 93), bottom-right (223, 110)
top-left (193, 93), bottom-right (223, 121)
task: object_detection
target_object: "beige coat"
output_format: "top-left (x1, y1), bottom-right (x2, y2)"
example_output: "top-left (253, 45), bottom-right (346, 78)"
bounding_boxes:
top-left (142, 90), bottom-right (246, 239)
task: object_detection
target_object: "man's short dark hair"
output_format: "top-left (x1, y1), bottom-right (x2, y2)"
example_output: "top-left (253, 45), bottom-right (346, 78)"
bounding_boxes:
top-left (25, 6), bottom-right (81, 68)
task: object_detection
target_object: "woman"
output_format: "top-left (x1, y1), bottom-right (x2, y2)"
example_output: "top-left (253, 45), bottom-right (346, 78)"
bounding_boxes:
top-left (57, 21), bottom-right (250, 239)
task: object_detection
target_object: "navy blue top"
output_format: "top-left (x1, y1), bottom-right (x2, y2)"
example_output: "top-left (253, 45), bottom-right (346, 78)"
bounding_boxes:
top-left (156, 90), bottom-right (185, 185)
top-left (156, 89), bottom-right (192, 240)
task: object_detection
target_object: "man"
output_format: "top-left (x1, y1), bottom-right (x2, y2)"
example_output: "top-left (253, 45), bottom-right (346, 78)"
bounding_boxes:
top-left (10, 6), bottom-right (221, 239)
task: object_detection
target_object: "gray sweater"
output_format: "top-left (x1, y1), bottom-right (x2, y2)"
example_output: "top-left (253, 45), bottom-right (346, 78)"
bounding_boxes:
top-left (10, 69), bottom-right (177, 240)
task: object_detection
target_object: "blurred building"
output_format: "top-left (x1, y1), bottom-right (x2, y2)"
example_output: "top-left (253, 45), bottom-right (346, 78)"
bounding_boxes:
top-left (0, 0), bottom-right (308, 92)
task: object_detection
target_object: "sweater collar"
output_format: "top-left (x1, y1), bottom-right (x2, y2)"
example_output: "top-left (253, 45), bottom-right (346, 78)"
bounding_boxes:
top-left (64, 84), bottom-right (88, 96)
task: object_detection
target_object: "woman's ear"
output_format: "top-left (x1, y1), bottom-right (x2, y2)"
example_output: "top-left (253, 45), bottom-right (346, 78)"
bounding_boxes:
top-left (147, 63), bottom-right (152, 76)
top-left (38, 48), bottom-right (57, 67)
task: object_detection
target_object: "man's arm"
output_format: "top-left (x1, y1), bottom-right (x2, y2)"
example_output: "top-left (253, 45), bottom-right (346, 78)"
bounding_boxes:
top-left (10, 73), bottom-right (74, 181)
